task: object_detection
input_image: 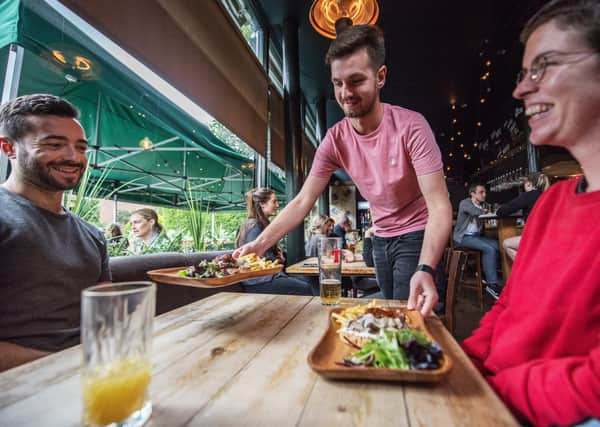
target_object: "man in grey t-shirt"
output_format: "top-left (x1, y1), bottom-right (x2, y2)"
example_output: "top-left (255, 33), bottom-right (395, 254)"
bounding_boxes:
top-left (0, 94), bottom-right (111, 372)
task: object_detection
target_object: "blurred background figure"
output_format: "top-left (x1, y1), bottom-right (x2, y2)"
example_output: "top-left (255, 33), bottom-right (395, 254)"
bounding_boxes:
top-left (362, 226), bottom-right (375, 268)
top-left (235, 188), bottom-right (315, 295)
top-left (305, 214), bottom-right (334, 257)
top-left (332, 212), bottom-right (352, 248)
top-left (129, 208), bottom-right (167, 254)
top-left (497, 172), bottom-right (550, 260)
top-left (105, 223), bottom-right (125, 244)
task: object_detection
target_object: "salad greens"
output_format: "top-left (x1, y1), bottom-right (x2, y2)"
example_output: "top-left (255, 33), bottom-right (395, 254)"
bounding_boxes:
top-left (343, 328), bottom-right (442, 370)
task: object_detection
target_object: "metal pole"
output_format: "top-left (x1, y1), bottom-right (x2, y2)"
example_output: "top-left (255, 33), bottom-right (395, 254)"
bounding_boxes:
top-left (112, 193), bottom-right (118, 223)
top-left (1, 44), bottom-right (24, 183)
top-left (282, 18), bottom-right (304, 264)
top-left (316, 96), bottom-right (329, 216)
top-left (254, 154), bottom-right (266, 188)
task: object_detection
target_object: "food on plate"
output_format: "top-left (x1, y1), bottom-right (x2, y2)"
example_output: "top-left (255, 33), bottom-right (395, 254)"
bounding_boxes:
top-left (339, 328), bottom-right (443, 370)
top-left (238, 253), bottom-right (280, 271)
top-left (335, 306), bottom-right (408, 347)
top-left (331, 299), bottom-right (381, 324)
top-left (333, 302), bottom-right (443, 370)
top-left (178, 253), bottom-right (238, 279)
top-left (177, 253), bottom-right (279, 279)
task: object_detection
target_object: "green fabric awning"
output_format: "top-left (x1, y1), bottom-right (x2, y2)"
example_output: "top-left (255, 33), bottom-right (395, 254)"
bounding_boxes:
top-left (0, 0), bottom-right (285, 210)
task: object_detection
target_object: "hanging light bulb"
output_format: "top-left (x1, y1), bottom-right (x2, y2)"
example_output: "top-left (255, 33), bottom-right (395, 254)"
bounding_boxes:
top-left (309, 0), bottom-right (380, 39)
top-left (139, 137), bottom-right (153, 150)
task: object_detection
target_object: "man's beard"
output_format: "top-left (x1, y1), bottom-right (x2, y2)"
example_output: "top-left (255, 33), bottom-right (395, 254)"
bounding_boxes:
top-left (342, 93), bottom-right (377, 119)
top-left (18, 153), bottom-right (85, 191)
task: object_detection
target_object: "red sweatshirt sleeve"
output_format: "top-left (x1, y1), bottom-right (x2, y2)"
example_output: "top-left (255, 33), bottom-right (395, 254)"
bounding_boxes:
top-left (461, 282), bottom-right (511, 372)
top-left (489, 339), bottom-right (600, 427)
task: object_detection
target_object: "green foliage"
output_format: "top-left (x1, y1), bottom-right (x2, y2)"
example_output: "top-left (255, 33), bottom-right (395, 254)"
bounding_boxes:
top-left (183, 184), bottom-right (205, 252)
top-left (208, 120), bottom-right (254, 159)
top-left (106, 238), bottom-right (130, 257)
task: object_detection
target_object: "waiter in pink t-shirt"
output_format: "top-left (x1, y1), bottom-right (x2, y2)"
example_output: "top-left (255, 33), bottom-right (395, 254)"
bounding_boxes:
top-left (234, 25), bottom-right (452, 316)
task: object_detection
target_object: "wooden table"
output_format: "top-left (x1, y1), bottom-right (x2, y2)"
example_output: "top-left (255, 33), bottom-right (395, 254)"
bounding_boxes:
top-left (286, 256), bottom-right (375, 276)
top-left (0, 293), bottom-right (518, 427)
top-left (480, 215), bottom-right (523, 281)
top-left (286, 257), bottom-right (377, 297)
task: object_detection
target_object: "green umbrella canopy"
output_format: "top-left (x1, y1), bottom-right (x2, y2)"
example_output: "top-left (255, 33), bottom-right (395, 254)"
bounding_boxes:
top-left (0, 0), bottom-right (285, 210)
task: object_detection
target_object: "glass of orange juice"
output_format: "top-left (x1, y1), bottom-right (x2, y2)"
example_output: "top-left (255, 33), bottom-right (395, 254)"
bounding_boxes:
top-left (81, 282), bottom-right (156, 427)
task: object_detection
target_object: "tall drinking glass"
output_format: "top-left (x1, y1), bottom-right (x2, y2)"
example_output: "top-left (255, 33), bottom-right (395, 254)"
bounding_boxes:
top-left (81, 282), bottom-right (156, 427)
top-left (318, 237), bottom-right (342, 305)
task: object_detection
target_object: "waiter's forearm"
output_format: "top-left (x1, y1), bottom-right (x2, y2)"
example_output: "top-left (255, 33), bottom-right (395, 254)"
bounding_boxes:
top-left (419, 201), bottom-right (453, 267)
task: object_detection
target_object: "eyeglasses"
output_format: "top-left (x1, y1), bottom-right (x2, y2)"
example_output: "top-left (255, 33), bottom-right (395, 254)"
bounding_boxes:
top-left (515, 51), bottom-right (598, 85)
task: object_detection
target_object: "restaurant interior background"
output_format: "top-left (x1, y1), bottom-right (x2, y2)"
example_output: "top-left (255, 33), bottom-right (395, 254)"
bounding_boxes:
top-left (1, 0), bottom-right (582, 252)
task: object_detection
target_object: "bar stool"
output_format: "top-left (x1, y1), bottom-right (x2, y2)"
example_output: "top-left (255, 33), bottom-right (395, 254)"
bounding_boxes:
top-left (453, 246), bottom-right (484, 311)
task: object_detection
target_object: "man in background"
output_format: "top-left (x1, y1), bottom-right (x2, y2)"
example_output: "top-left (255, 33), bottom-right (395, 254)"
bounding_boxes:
top-left (0, 94), bottom-right (111, 372)
top-left (453, 184), bottom-right (500, 297)
top-left (332, 212), bottom-right (352, 248)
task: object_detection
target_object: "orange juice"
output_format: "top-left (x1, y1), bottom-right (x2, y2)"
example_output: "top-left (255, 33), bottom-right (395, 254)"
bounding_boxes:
top-left (82, 357), bottom-right (151, 425)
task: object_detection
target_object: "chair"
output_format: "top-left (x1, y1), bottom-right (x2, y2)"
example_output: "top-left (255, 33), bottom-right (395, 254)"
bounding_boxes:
top-left (439, 250), bottom-right (468, 335)
top-left (442, 246), bottom-right (453, 275)
top-left (453, 246), bottom-right (484, 311)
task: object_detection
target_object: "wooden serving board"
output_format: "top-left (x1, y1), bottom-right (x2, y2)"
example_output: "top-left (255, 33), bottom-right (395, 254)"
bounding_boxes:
top-left (307, 307), bottom-right (452, 382)
top-left (147, 265), bottom-right (283, 288)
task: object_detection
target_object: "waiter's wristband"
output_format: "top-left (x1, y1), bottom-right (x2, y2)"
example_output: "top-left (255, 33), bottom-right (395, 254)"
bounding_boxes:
top-left (415, 264), bottom-right (436, 277)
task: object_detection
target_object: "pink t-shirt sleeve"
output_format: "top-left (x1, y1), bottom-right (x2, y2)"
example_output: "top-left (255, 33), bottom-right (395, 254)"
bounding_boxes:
top-left (309, 130), bottom-right (340, 178)
top-left (405, 113), bottom-right (443, 176)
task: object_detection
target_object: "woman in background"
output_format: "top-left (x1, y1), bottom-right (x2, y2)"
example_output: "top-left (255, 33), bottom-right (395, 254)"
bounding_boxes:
top-left (105, 223), bottom-right (125, 244)
top-left (305, 214), bottom-right (334, 257)
top-left (462, 1), bottom-right (600, 424)
top-left (496, 172), bottom-right (550, 260)
top-left (235, 188), bottom-right (315, 295)
top-left (129, 208), bottom-right (168, 254)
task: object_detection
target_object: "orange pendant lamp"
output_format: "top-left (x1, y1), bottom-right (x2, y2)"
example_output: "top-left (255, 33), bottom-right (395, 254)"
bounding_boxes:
top-left (309, 0), bottom-right (380, 39)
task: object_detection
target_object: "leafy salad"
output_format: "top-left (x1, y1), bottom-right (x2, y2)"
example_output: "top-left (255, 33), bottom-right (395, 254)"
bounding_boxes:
top-left (340, 325), bottom-right (443, 370)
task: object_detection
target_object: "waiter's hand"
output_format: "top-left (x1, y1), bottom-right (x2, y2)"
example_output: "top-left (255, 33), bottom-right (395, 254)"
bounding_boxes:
top-left (407, 271), bottom-right (439, 317)
top-left (233, 241), bottom-right (266, 259)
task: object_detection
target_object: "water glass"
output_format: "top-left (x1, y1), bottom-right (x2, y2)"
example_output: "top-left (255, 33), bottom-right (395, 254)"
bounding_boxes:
top-left (318, 237), bottom-right (342, 306)
top-left (81, 282), bottom-right (156, 427)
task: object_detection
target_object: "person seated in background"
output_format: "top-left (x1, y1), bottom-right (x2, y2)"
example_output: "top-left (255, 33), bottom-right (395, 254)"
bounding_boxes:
top-left (496, 172), bottom-right (550, 260)
top-left (235, 188), bottom-right (316, 295)
top-left (0, 94), bottom-right (111, 372)
top-left (463, 1), bottom-right (600, 425)
top-left (332, 212), bottom-right (352, 248)
top-left (105, 223), bottom-right (125, 244)
top-left (306, 213), bottom-right (356, 263)
top-left (305, 213), bottom-right (334, 257)
top-left (129, 208), bottom-right (168, 254)
top-left (453, 183), bottom-right (501, 298)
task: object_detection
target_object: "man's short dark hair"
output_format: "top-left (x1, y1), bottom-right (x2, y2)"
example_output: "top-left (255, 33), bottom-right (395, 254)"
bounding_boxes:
top-left (325, 24), bottom-right (385, 70)
top-left (520, 0), bottom-right (600, 52)
top-left (0, 94), bottom-right (79, 142)
top-left (469, 183), bottom-right (485, 195)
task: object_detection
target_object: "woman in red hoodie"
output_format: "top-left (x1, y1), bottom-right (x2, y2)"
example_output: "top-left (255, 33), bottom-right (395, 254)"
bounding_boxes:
top-left (462, 1), bottom-right (600, 426)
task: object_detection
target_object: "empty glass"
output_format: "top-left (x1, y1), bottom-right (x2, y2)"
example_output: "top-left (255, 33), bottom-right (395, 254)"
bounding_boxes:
top-left (81, 282), bottom-right (156, 427)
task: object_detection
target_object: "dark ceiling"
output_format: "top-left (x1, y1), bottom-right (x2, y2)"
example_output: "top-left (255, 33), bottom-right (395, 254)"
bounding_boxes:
top-left (253, 0), bottom-right (549, 179)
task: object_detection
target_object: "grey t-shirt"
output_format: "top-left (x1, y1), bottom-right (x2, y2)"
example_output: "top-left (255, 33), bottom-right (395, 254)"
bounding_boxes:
top-left (0, 187), bottom-right (111, 351)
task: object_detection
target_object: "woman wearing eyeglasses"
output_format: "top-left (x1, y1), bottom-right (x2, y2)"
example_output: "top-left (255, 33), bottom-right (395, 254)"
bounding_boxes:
top-left (462, 1), bottom-right (600, 426)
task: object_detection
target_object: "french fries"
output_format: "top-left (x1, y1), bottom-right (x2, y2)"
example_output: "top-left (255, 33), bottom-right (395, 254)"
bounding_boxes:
top-left (332, 300), bottom-right (380, 325)
top-left (239, 253), bottom-right (280, 271)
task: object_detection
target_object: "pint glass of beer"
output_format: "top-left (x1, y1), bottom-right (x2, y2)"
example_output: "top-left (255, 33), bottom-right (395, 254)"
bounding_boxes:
top-left (318, 237), bottom-right (342, 305)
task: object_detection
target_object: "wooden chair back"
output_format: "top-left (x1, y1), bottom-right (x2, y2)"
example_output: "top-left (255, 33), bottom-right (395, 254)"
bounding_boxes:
top-left (440, 250), bottom-right (468, 335)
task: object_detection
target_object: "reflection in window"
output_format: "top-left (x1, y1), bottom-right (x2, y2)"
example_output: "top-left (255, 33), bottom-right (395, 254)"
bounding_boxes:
top-left (220, 0), bottom-right (263, 59)
top-left (268, 40), bottom-right (284, 96)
